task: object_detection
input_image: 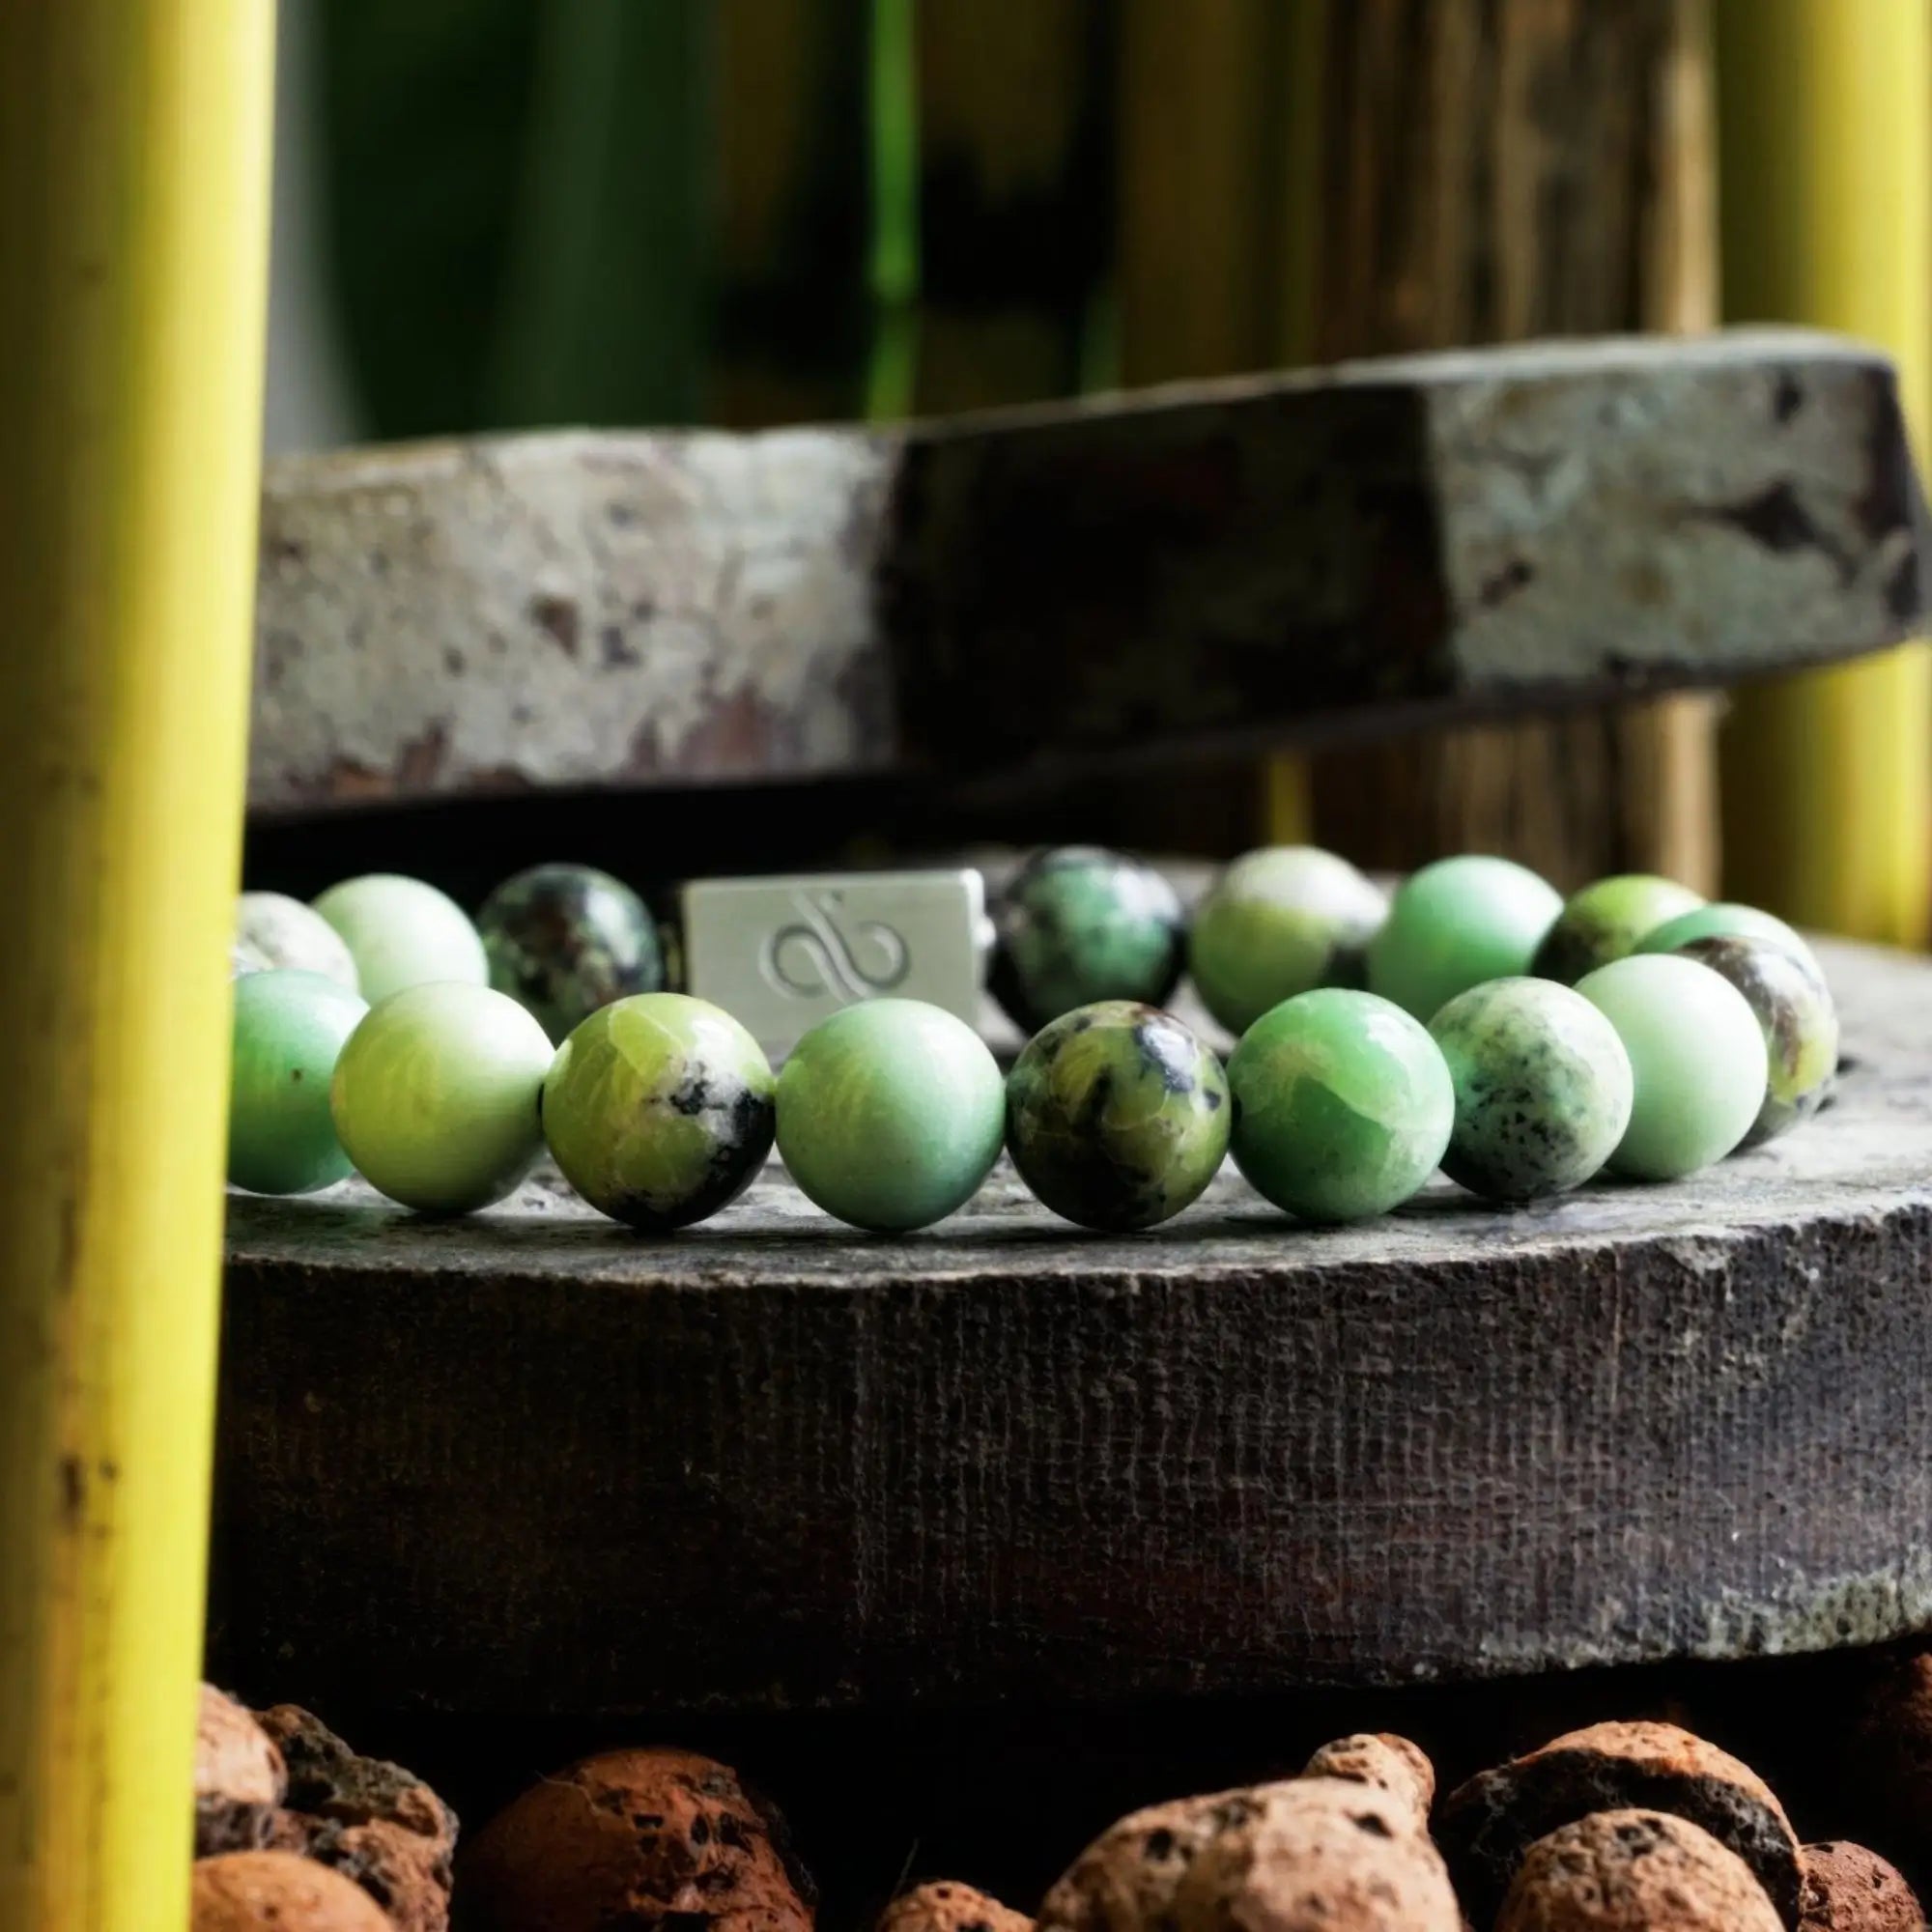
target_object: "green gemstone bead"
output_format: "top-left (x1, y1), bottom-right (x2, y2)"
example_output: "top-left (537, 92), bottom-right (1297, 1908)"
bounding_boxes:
top-left (1668, 934), bottom-right (1838, 1148)
top-left (1006, 1002), bottom-right (1230, 1231)
top-left (1227, 987), bottom-right (1454, 1223)
top-left (1428, 978), bottom-right (1633, 1202)
top-left (238, 890), bottom-right (361, 991)
top-left (989, 847), bottom-right (1186, 1033)
top-left (1366, 856), bottom-right (1563, 1021)
top-left (1575, 954), bottom-right (1769, 1180)
top-left (329, 982), bottom-right (553, 1213)
top-left (228, 970), bottom-right (369, 1194)
top-left (543, 994), bottom-right (774, 1230)
top-left (312, 873), bottom-right (487, 1007)
top-left (479, 863), bottom-right (665, 1042)
top-left (777, 999), bottom-right (1004, 1231)
top-left (1189, 846), bottom-right (1387, 1036)
top-left (1531, 874), bottom-right (1705, 984)
top-left (1636, 900), bottom-right (1823, 979)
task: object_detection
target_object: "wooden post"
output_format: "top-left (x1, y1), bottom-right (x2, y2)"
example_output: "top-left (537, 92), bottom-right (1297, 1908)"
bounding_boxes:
top-left (1714, 0), bottom-right (1932, 945)
top-left (0, 5), bottom-right (272, 1926)
top-left (1302, 0), bottom-right (1723, 892)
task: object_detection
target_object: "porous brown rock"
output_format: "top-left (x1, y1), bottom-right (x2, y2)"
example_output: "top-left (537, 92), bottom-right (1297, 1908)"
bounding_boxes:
top-left (452, 1747), bottom-right (814, 1932)
top-left (1169, 1780), bottom-right (1461, 1932)
top-left (271, 1813), bottom-right (451, 1932)
top-left (193, 1850), bottom-right (391, 1931)
top-left (878, 1881), bottom-right (1033, 1932)
top-left (1799, 1842), bottom-right (1928, 1932)
top-left (1299, 1734), bottom-right (1435, 1833)
top-left (1436, 1720), bottom-right (1802, 1927)
top-left (1495, 1810), bottom-right (1783, 1931)
top-left (196, 1686), bottom-right (287, 1857)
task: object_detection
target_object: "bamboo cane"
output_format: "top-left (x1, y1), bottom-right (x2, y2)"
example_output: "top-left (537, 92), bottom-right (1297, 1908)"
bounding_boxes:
top-left (0, 4), bottom-right (273, 1926)
top-left (1715, 0), bottom-right (1932, 944)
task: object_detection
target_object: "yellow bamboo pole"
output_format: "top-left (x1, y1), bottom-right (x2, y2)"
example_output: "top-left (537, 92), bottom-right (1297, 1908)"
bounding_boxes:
top-left (0, 4), bottom-right (273, 1927)
top-left (1715, 0), bottom-right (1932, 944)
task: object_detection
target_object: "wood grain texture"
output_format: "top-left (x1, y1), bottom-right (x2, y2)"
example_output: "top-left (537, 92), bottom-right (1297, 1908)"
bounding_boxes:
top-left (210, 937), bottom-right (1932, 1716)
top-left (248, 330), bottom-right (1929, 815)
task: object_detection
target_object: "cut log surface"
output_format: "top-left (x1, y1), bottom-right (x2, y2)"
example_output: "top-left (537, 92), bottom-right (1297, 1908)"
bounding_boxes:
top-left (249, 329), bottom-right (1928, 811)
top-left (211, 936), bottom-right (1932, 1715)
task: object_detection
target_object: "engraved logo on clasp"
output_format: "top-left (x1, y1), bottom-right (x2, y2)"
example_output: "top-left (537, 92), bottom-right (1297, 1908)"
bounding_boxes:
top-left (761, 890), bottom-right (911, 1003)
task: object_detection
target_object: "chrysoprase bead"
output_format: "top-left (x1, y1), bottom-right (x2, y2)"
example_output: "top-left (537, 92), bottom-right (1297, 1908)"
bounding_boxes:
top-left (311, 873), bottom-right (487, 1007)
top-left (1189, 845), bottom-right (1387, 1036)
top-left (1428, 978), bottom-right (1633, 1202)
top-left (479, 862), bottom-right (665, 1043)
top-left (238, 890), bottom-right (361, 991)
top-left (228, 970), bottom-right (369, 1194)
top-left (1575, 954), bottom-right (1768, 1180)
top-left (1666, 934), bottom-right (1838, 1148)
top-left (1227, 987), bottom-right (1454, 1222)
top-left (1532, 874), bottom-right (1704, 984)
top-left (777, 998), bottom-right (1004, 1231)
top-left (1366, 856), bottom-right (1562, 1021)
top-left (329, 982), bottom-right (552, 1213)
top-left (1006, 1002), bottom-right (1229, 1231)
top-left (989, 846), bottom-right (1186, 1034)
top-left (1636, 900), bottom-right (1823, 979)
top-left (543, 994), bottom-right (774, 1230)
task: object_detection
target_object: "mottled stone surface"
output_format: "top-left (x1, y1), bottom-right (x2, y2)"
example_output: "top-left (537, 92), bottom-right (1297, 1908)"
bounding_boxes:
top-left (1532, 874), bottom-right (1704, 985)
top-left (478, 863), bottom-right (664, 1044)
top-left (1799, 1842), bottom-right (1926, 1932)
top-left (1006, 1003), bottom-right (1229, 1232)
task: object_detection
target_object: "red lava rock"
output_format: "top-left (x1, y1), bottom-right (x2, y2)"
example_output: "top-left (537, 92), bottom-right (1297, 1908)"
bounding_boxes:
top-left (1800, 1842), bottom-right (1928, 1932)
top-left (271, 1813), bottom-right (452, 1932)
top-left (193, 1850), bottom-right (391, 1931)
top-left (1435, 1720), bottom-right (1802, 1927)
top-left (452, 1747), bottom-right (814, 1932)
top-left (1495, 1810), bottom-right (1784, 1931)
top-left (196, 1686), bottom-right (288, 1857)
top-left (1299, 1734), bottom-right (1435, 1832)
top-left (878, 1881), bottom-right (1034, 1932)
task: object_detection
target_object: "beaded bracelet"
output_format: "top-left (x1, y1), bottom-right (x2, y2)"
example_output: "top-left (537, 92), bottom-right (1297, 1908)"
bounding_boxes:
top-left (228, 846), bottom-right (1838, 1236)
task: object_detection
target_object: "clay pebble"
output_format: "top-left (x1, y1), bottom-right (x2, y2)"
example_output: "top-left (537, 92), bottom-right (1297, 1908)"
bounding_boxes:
top-left (1299, 1734), bottom-right (1435, 1833)
top-left (193, 1850), bottom-right (391, 1931)
top-left (1799, 1842), bottom-right (1927, 1932)
top-left (195, 1685), bottom-right (288, 1858)
top-left (879, 1880), bottom-right (1035, 1932)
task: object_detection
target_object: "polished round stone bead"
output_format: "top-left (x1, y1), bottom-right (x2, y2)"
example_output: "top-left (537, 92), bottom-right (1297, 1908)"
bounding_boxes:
top-left (1428, 978), bottom-right (1633, 1202)
top-left (543, 994), bottom-right (774, 1231)
top-left (228, 970), bottom-right (369, 1194)
top-left (1575, 954), bottom-right (1769, 1180)
top-left (1189, 845), bottom-right (1387, 1037)
top-left (1531, 873), bottom-right (1704, 984)
top-left (1666, 933), bottom-right (1838, 1148)
top-left (1227, 987), bottom-right (1454, 1223)
top-left (1006, 1002), bottom-right (1230, 1231)
top-left (989, 846), bottom-right (1186, 1034)
top-left (329, 982), bottom-right (553, 1213)
top-left (238, 890), bottom-right (360, 991)
top-left (231, 938), bottom-right (272, 979)
top-left (777, 998), bottom-right (1004, 1231)
top-left (478, 862), bottom-right (665, 1043)
top-left (1636, 899), bottom-right (1823, 978)
top-left (1366, 856), bottom-right (1562, 1021)
top-left (311, 873), bottom-right (487, 1007)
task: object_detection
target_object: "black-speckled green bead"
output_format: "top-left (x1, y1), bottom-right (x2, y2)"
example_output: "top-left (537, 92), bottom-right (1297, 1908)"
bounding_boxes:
top-left (478, 863), bottom-right (664, 1043)
top-left (989, 847), bottom-right (1186, 1034)
top-left (1428, 978), bottom-right (1634, 1202)
top-left (1669, 933), bottom-right (1838, 1148)
top-left (1006, 1001), bottom-right (1230, 1231)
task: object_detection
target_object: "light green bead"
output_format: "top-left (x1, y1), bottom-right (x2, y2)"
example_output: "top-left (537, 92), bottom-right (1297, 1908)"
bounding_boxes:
top-left (1228, 987), bottom-right (1454, 1223)
top-left (1366, 856), bottom-right (1563, 1021)
top-left (228, 970), bottom-right (369, 1194)
top-left (1636, 900), bottom-right (1823, 979)
top-left (312, 873), bottom-right (487, 1006)
top-left (1189, 845), bottom-right (1387, 1035)
top-left (777, 998), bottom-right (1005, 1231)
top-left (329, 982), bottom-right (553, 1213)
top-left (543, 994), bottom-right (774, 1230)
top-left (1429, 978), bottom-right (1633, 1202)
top-left (1576, 954), bottom-right (1769, 1180)
top-left (1532, 874), bottom-right (1704, 984)
top-left (238, 891), bottom-right (361, 991)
